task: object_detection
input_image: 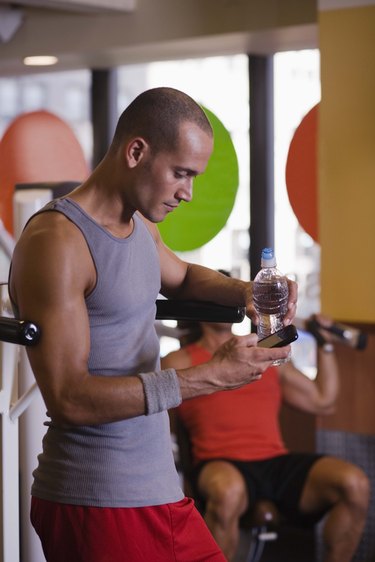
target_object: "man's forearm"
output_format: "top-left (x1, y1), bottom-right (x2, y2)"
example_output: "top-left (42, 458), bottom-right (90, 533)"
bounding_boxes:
top-left (176, 263), bottom-right (249, 306)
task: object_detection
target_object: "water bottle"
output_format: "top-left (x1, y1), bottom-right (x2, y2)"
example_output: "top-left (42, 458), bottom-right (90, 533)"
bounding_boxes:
top-left (253, 248), bottom-right (289, 365)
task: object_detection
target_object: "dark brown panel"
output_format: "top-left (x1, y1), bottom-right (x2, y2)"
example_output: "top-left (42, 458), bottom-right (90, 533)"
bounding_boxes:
top-left (317, 323), bottom-right (375, 435)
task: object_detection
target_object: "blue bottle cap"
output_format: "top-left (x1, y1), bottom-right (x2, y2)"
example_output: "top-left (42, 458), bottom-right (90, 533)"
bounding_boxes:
top-left (261, 247), bottom-right (276, 267)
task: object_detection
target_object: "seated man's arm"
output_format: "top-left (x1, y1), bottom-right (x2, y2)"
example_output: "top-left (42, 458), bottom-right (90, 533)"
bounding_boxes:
top-left (279, 316), bottom-right (340, 415)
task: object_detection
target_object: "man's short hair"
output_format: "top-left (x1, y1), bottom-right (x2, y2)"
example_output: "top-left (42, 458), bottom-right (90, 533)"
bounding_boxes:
top-left (111, 87), bottom-right (213, 154)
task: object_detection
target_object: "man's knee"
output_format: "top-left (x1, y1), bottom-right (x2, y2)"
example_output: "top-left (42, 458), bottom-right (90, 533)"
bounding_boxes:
top-left (339, 465), bottom-right (370, 509)
top-left (300, 457), bottom-right (369, 515)
top-left (199, 463), bottom-right (247, 508)
top-left (203, 474), bottom-right (247, 522)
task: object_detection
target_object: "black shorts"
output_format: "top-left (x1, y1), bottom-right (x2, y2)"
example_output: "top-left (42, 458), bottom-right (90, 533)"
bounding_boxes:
top-left (191, 453), bottom-right (327, 527)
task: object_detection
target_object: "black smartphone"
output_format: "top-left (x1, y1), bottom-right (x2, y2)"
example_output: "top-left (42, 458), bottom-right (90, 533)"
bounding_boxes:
top-left (258, 324), bottom-right (298, 348)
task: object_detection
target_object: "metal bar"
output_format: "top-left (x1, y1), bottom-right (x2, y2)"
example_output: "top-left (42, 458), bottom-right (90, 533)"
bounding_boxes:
top-left (9, 382), bottom-right (39, 422)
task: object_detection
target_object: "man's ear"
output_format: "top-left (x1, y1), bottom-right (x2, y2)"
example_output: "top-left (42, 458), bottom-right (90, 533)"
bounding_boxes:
top-left (126, 138), bottom-right (148, 168)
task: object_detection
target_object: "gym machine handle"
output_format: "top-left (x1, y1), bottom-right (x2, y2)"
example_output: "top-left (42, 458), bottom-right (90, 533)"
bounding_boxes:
top-left (0, 317), bottom-right (41, 346)
top-left (155, 299), bottom-right (246, 323)
top-left (0, 301), bottom-right (245, 346)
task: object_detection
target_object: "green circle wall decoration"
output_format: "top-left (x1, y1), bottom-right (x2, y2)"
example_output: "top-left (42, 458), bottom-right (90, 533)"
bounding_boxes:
top-left (157, 106), bottom-right (239, 252)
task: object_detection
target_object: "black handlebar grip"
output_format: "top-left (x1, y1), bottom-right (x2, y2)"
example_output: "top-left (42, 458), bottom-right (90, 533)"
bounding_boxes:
top-left (0, 317), bottom-right (41, 346)
top-left (0, 301), bottom-right (245, 347)
top-left (155, 300), bottom-right (246, 323)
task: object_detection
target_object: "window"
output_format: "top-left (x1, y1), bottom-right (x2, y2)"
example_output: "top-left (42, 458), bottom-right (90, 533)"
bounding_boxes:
top-left (274, 49), bottom-right (321, 376)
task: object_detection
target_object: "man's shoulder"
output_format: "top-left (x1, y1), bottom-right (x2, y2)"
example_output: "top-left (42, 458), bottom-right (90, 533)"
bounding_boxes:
top-left (21, 207), bottom-right (82, 243)
top-left (14, 208), bottom-right (90, 272)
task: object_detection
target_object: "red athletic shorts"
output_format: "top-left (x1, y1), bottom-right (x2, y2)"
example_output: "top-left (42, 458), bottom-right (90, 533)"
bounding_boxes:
top-left (31, 496), bottom-right (226, 562)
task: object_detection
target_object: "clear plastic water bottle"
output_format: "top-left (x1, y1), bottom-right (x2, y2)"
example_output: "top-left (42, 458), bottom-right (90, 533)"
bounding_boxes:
top-left (253, 248), bottom-right (289, 364)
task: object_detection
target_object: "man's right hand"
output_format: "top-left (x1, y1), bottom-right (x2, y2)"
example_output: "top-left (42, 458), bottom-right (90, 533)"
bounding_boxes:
top-left (176, 333), bottom-right (290, 399)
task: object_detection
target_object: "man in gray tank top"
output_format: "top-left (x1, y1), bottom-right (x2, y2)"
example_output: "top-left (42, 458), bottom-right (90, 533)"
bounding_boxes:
top-left (9, 87), bottom-right (297, 561)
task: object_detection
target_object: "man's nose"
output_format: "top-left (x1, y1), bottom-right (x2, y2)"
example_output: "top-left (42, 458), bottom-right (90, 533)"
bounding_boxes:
top-left (176, 179), bottom-right (193, 203)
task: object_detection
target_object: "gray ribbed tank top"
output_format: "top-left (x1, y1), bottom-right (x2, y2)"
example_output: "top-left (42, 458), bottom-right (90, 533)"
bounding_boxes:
top-left (31, 198), bottom-right (184, 507)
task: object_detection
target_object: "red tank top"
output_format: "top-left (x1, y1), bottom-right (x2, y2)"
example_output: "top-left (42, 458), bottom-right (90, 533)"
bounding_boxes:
top-left (177, 343), bottom-right (287, 464)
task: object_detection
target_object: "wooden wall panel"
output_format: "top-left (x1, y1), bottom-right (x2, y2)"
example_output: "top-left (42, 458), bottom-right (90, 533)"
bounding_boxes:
top-left (317, 324), bottom-right (375, 435)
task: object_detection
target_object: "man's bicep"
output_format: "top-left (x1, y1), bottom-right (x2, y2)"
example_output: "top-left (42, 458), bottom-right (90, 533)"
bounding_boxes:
top-left (10, 222), bottom-right (92, 410)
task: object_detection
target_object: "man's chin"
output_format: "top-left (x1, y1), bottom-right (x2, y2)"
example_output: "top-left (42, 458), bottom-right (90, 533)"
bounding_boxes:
top-left (156, 207), bottom-right (174, 222)
top-left (140, 210), bottom-right (166, 224)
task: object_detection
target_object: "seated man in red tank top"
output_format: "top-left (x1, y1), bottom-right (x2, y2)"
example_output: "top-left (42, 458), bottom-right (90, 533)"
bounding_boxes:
top-left (161, 284), bottom-right (369, 562)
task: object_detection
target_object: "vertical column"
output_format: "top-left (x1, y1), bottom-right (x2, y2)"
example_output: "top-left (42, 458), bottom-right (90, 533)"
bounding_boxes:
top-left (248, 55), bottom-right (275, 282)
top-left (91, 68), bottom-right (118, 167)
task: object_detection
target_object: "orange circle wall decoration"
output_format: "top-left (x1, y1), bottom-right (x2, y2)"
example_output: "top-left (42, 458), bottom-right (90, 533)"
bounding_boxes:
top-left (285, 103), bottom-right (319, 243)
top-left (0, 110), bottom-right (89, 234)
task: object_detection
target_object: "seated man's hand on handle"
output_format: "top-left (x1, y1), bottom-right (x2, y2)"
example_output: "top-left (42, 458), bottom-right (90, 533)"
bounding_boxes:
top-left (313, 313), bottom-right (336, 343)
